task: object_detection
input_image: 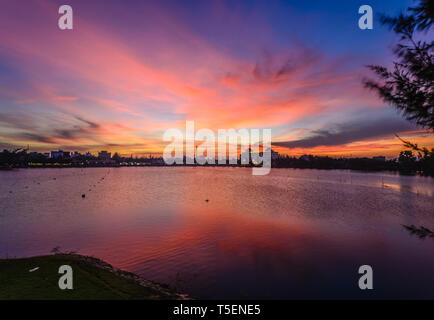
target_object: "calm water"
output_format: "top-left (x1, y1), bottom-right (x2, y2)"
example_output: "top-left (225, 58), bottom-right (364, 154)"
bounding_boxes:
top-left (1, 167), bottom-right (434, 299)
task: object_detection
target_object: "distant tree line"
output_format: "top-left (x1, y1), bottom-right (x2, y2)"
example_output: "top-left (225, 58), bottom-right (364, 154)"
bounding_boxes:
top-left (0, 148), bottom-right (29, 169)
top-left (273, 154), bottom-right (434, 176)
top-left (1, 148), bottom-right (433, 176)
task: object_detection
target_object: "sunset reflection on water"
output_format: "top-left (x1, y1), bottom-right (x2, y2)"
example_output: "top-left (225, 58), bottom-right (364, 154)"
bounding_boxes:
top-left (1, 167), bottom-right (434, 298)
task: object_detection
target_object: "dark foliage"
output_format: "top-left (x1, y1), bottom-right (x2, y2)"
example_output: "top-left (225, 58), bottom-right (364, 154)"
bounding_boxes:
top-left (403, 224), bottom-right (434, 239)
top-left (364, 0), bottom-right (434, 129)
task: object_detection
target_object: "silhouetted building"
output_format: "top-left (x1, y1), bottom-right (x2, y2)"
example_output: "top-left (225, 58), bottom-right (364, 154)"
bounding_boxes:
top-left (240, 148), bottom-right (252, 164)
top-left (50, 150), bottom-right (70, 159)
top-left (98, 151), bottom-right (111, 161)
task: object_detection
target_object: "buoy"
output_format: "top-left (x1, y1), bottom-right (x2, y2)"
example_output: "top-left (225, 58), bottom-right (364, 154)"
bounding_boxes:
top-left (82, 194), bottom-right (86, 198)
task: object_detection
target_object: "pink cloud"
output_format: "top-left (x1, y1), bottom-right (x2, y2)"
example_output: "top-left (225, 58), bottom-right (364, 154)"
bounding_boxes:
top-left (0, 0), bottom-right (409, 155)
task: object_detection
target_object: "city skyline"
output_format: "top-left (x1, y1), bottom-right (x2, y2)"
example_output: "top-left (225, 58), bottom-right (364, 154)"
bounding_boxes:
top-left (17, 147), bottom-right (391, 160)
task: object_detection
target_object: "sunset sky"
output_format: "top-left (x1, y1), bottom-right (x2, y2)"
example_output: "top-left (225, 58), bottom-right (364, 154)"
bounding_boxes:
top-left (0, 0), bottom-right (432, 157)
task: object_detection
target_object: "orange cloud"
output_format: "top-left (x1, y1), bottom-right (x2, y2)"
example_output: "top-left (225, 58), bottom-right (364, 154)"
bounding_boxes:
top-left (0, 0), bottom-right (431, 157)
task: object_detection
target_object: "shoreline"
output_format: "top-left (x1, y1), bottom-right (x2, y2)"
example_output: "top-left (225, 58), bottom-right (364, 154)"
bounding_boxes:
top-left (1, 165), bottom-right (430, 178)
top-left (0, 253), bottom-right (191, 300)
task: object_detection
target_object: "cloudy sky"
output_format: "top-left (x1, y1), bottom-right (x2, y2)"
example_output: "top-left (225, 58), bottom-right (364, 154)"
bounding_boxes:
top-left (0, 0), bottom-right (432, 157)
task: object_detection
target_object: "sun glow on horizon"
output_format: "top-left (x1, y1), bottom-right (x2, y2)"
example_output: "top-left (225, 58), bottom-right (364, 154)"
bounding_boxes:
top-left (0, 0), bottom-right (431, 157)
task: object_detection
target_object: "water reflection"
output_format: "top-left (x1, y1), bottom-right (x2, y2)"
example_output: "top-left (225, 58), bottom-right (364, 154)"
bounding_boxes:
top-left (403, 225), bottom-right (434, 239)
top-left (1, 167), bottom-right (434, 298)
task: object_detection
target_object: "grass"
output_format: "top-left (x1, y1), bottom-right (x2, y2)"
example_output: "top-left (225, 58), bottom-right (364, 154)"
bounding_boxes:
top-left (0, 254), bottom-right (187, 300)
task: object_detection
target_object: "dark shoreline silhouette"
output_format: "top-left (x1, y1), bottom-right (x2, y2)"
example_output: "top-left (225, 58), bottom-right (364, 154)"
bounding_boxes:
top-left (1, 149), bottom-right (433, 176)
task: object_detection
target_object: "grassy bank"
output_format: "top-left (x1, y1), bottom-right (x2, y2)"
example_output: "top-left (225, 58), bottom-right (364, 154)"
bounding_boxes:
top-left (0, 254), bottom-right (189, 300)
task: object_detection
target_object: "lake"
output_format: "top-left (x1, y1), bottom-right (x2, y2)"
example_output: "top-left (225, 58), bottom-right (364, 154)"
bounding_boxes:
top-left (1, 167), bottom-right (434, 299)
